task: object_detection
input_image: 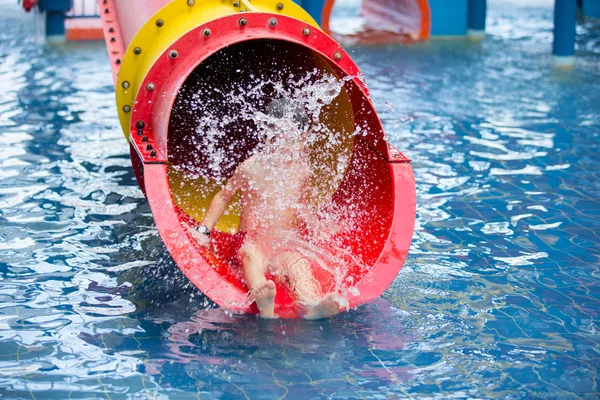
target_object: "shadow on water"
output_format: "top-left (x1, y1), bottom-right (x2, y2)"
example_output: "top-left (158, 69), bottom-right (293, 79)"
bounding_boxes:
top-left (115, 250), bottom-right (209, 316)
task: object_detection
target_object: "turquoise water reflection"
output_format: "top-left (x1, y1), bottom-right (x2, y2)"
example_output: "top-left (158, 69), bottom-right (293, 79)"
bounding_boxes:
top-left (0, 0), bottom-right (599, 398)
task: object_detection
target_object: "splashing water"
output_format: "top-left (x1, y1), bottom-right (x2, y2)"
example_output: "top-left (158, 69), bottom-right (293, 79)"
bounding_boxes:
top-left (172, 70), bottom-right (374, 308)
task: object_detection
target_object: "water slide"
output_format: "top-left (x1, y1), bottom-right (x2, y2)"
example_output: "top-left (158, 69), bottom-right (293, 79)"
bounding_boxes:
top-left (99, 0), bottom-right (415, 318)
top-left (359, 0), bottom-right (430, 40)
top-left (322, 0), bottom-right (430, 41)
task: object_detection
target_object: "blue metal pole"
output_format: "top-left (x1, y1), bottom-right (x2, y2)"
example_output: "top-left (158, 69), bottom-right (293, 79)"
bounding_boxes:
top-left (429, 0), bottom-right (468, 36)
top-left (46, 11), bottom-right (66, 39)
top-left (467, 0), bottom-right (487, 39)
top-left (582, 0), bottom-right (600, 18)
top-left (553, 0), bottom-right (577, 67)
top-left (38, 0), bottom-right (71, 43)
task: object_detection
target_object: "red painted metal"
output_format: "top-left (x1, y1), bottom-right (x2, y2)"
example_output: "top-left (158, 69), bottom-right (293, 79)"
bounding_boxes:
top-left (98, 0), bottom-right (126, 84)
top-left (144, 163), bottom-right (252, 311)
top-left (418, 0), bottom-right (432, 40)
top-left (99, 4), bottom-right (416, 317)
top-left (22, 0), bottom-right (38, 12)
top-left (348, 161), bottom-right (416, 308)
top-left (65, 18), bottom-right (104, 41)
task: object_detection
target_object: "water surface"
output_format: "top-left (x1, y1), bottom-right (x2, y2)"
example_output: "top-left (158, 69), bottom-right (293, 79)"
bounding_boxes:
top-left (1, 0), bottom-right (599, 398)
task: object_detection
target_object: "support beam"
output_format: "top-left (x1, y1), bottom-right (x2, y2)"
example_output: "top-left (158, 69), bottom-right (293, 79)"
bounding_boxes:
top-left (582, 0), bottom-right (600, 19)
top-left (553, 0), bottom-right (577, 67)
top-left (38, 0), bottom-right (71, 43)
top-left (467, 0), bottom-right (486, 39)
top-left (430, 0), bottom-right (468, 36)
top-left (46, 11), bottom-right (66, 42)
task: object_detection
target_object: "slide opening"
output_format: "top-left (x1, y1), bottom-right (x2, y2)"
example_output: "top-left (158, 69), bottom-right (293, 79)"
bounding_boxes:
top-left (165, 39), bottom-right (394, 302)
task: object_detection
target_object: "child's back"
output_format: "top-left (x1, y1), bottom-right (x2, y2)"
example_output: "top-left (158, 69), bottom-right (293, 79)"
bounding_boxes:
top-left (236, 139), bottom-right (311, 241)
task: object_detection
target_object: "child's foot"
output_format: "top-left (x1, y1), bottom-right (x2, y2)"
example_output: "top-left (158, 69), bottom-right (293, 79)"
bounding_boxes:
top-left (253, 280), bottom-right (277, 319)
top-left (303, 293), bottom-right (341, 320)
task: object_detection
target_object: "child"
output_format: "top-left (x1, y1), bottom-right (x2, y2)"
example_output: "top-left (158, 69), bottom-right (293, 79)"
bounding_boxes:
top-left (189, 98), bottom-right (341, 319)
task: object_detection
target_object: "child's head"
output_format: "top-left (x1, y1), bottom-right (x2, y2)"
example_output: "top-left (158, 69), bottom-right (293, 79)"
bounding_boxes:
top-left (257, 98), bottom-right (310, 147)
top-left (264, 98), bottom-right (309, 131)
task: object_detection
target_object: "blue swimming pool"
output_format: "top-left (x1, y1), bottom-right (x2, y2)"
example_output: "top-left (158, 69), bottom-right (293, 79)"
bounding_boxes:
top-left (1, 0), bottom-right (599, 398)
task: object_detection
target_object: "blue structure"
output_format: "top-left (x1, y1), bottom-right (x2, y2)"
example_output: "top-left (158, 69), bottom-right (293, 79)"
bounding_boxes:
top-left (37, 0), bottom-right (71, 40)
top-left (467, 0), bottom-right (487, 38)
top-left (28, 0), bottom-right (595, 69)
top-left (553, 0), bottom-right (577, 67)
top-left (296, 0), bottom-right (327, 27)
top-left (582, 0), bottom-right (600, 18)
top-left (429, 0), bottom-right (469, 36)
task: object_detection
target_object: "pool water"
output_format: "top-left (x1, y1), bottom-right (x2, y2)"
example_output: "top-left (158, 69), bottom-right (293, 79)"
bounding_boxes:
top-left (1, 0), bottom-right (599, 398)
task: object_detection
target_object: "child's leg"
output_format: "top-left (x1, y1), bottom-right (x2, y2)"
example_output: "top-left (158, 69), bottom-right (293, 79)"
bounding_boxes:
top-left (303, 293), bottom-right (341, 320)
top-left (238, 242), bottom-right (276, 318)
top-left (277, 250), bottom-right (341, 319)
top-left (277, 251), bottom-right (320, 305)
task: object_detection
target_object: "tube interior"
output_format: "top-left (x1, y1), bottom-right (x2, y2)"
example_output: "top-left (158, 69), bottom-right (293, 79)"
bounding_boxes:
top-left (167, 39), bottom-right (393, 295)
